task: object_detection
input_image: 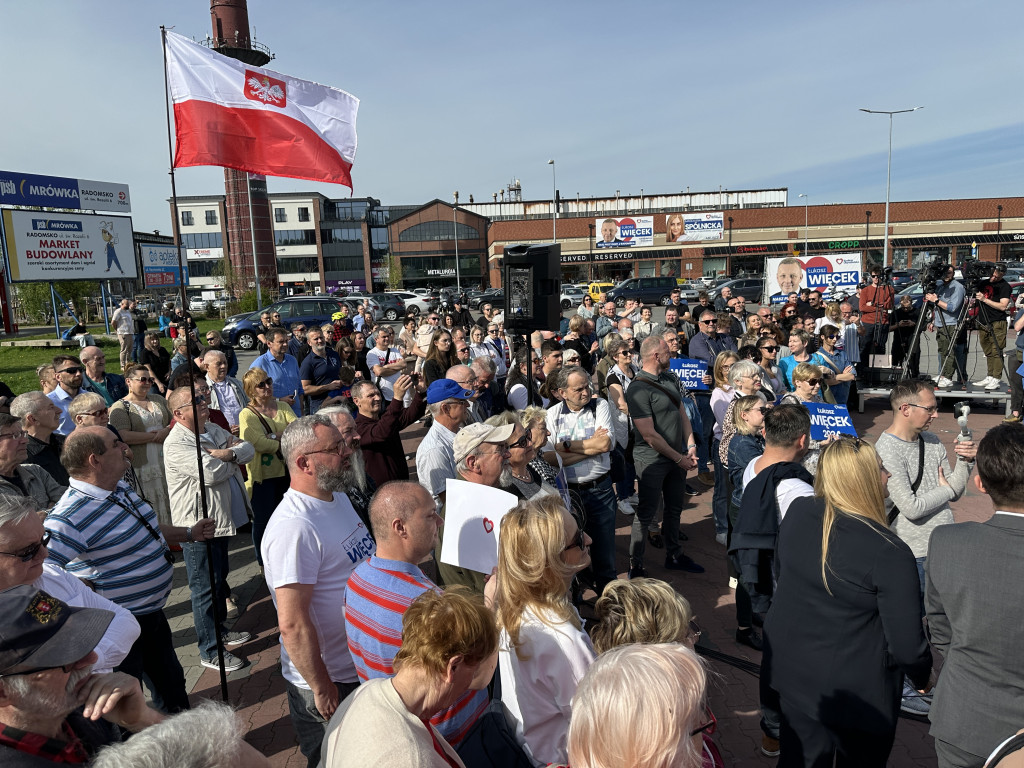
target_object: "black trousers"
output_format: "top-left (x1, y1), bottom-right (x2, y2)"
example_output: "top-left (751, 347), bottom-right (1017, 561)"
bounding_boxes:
top-left (778, 697), bottom-right (895, 768)
top-left (116, 608), bottom-right (191, 713)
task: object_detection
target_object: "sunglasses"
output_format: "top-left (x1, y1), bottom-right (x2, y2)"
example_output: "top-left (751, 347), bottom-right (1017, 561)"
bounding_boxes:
top-left (757, 406), bottom-right (771, 414)
top-left (823, 334), bottom-right (837, 340)
top-left (508, 435), bottom-right (531, 450)
top-left (804, 378), bottom-right (822, 386)
top-left (132, 376), bottom-right (155, 384)
top-left (206, 336), bottom-right (218, 342)
top-left (690, 707), bottom-right (717, 737)
top-left (82, 408), bottom-right (109, 418)
top-left (0, 532), bottom-right (51, 563)
top-left (562, 526), bottom-right (586, 553)
top-left (255, 379), bottom-right (274, 389)
top-left (761, 345), bottom-right (778, 352)
top-left (57, 367), bottom-right (83, 375)
top-left (700, 319), bottom-right (717, 325)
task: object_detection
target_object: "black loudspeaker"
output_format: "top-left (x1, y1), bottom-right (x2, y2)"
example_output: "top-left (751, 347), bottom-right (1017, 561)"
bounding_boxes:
top-left (502, 243), bottom-right (560, 332)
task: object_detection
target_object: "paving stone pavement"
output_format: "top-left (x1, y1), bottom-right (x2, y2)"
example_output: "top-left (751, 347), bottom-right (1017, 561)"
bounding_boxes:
top-left (162, 394), bottom-right (1007, 767)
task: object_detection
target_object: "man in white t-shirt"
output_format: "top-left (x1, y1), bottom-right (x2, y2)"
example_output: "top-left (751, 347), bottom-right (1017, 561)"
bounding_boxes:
top-left (261, 414), bottom-right (375, 768)
top-left (364, 325), bottom-right (406, 404)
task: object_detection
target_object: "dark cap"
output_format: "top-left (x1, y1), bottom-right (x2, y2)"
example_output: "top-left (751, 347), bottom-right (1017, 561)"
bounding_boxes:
top-left (0, 586), bottom-right (113, 676)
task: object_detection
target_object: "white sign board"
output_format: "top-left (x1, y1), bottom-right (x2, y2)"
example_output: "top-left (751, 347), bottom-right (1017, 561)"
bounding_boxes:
top-left (439, 479), bottom-right (519, 575)
top-left (2, 210), bottom-right (137, 281)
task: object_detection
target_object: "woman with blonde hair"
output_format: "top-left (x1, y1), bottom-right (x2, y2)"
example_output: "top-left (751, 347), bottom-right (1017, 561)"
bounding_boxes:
top-left (239, 367), bottom-right (296, 565)
top-left (591, 578), bottom-right (696, 655)
top-left (496, 496), bottom-right (596, 767)
top-left (765, 437), bottom-right (932, 767)
top-left (666, 212), bottom-right (685, 242)
top-left (567, 643), bottom-right (714, 768)
top-left (780, 362), bottom-right (828, 475)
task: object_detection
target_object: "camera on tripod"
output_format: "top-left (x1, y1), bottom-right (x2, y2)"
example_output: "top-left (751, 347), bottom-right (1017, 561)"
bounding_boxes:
top-left (963, 260), bottom-right (999, 296)
top-left (919, 260), bottom-right (951, 295)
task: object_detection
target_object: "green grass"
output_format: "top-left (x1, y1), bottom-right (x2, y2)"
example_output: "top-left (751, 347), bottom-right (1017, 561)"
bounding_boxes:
top-left (0, 319), bottom-right (227, 394)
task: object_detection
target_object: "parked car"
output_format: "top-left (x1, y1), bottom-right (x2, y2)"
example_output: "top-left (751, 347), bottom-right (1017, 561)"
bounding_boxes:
top-left (675, 282), bottom-right (703, 301)
top-left (367, 293), bottom-right (406, 321)
top-left (708, 278), bottom-right (765, 304)
top-left (470, 288), bottom-right (501, 310)
top-left (606, 276), bottom-right (681, 307)
top-left (560, 286), bottom-right (587, 310)
top-left (587, 282), bottom-right (615, 302)
top-left (221, 296), bottom-right (351, 350)
top-left (386, 291), bottom-right (434, 316)
top-left (188, 296), bottom-right (210, 312)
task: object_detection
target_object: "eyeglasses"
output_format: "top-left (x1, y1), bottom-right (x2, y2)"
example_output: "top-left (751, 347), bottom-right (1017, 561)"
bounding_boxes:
top-left (132, 376), bottom-right (155, 384)
top-left (307, 441), bottom-right (345, 456)
top-left (0, 532), bottom-right (50, 562)
top-left (905, 402), bottom-right (939, 415)
top-left (687, 620), bottom-right (701, 641)
top-left (700, 319), bottom-right (717, 325)
top-left (757, 406), bottom-right (771, 415)
top-left (690, 707), bottom-right (717, 737)
top-left (562, 526), bottom-right (585, 553)
top-left (508, 435), bottom-right (531, 450)
top-left (177, 396), bottom-right (208, 409)
top-left (57, 367), bottom-right (83, 375)
top-left (81, 408), bottom-right (109, 418)
top-left (0, 430), bottom-right (26, 442)
top-left (255, 379), bottom-right (274, 389)
top-left (428, 316), bottom-right (439, 322)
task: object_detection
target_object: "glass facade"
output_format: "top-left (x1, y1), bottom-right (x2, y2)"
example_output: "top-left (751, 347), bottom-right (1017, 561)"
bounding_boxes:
top-left (398, 220), bottom-right (480, 242)
top-left (275, 229), bottom-right (318, 246)
top-left (180, 232), bottom-right (223, 250)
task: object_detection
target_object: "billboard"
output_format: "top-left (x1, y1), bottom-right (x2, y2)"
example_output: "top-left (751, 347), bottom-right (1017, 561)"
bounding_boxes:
top-left (1, 210), bottom-right (137, 281)
top-left (765, 253), bottom-right (862, 304)
top-left (140, 244), bottom-right (188, 288)
top-left (665, 212), bottom-right (724, 242)
top-left (594, 216), bottom-right (653, 248)
top-left (0, 170), bottom-right (131, 212)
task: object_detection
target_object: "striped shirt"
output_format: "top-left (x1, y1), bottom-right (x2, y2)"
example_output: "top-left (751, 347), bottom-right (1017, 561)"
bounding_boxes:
top-left (45, 479), bottom-right (174, 616)
top-left (344, 556), bottom-right (488, 745)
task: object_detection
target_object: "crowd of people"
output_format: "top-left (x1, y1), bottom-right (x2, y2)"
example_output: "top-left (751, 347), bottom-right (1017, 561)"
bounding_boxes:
top-left (0, 279), bottom-right (1022, 768)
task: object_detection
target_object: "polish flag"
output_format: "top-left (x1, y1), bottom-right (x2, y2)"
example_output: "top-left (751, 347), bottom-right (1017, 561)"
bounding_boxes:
top-left (164, 31), bottom-right (359, 189)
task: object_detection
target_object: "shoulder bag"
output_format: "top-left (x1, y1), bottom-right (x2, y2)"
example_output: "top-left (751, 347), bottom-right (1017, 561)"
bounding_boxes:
top-left (887, 435), bottom-right (925, 525)
top-left (245, 405), bottom-right (284, 462)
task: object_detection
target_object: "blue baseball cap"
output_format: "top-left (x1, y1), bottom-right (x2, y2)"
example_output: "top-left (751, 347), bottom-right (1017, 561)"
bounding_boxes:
top-left (427, 378), bottom-right (474, 404)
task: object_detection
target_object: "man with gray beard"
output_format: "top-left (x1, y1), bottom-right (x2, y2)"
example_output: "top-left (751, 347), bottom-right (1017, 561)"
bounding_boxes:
top-left (319, 406), bottom-right (376, 537)
top-left (261, 415), bottom-right (374, 768)
top-left (299, 327), bottom-right (343, 414)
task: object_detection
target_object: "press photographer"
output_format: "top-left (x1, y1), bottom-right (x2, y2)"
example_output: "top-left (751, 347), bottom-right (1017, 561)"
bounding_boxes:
top-left (971, 262), bottom-right (1010, 390)
top-left (923, 262), bottom-right (967, 389)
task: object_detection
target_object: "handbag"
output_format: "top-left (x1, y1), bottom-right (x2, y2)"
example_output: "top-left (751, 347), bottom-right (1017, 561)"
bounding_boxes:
top-left (887, 435), bottom-right (924, 525)
top-left (455, 665), bottom-right (533, 768)
top-left (245, 405), bottom-right (284, 462)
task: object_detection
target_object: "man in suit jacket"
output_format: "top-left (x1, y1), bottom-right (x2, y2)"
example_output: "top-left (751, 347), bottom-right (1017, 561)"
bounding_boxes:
top-left (926, 422), bottom-right (1024, 768)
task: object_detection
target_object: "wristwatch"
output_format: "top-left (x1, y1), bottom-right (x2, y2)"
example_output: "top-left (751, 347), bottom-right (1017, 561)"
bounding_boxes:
top-left (562, 439), bottom-right (572, 452)
top-left (228, 449), bottom-right (237, 463)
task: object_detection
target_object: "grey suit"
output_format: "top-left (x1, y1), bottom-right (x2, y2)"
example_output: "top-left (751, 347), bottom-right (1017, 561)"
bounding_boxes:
top-left (925, 512), bottom-right (1024, 767)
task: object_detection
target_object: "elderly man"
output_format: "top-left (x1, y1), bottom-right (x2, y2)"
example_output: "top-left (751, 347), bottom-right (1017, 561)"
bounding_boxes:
top-left (352, 375), bottom-right (426, 486)
top-left (714, 285), bottom-right (733, 312)
top-left (0, 495), bottom-right (139, 673)
top-left (0, 586), bottom-right (167, 764)
top-left (164, 387), bottom-right (255, 672)
top-left (300, 326), bottom-right (343, 414)
top-left (437, 422), bottom-right (515, 593)
top-left (204, 329), bottom-right (238, 377)
top-left (596, 300), bottom-right (619, 340)
top-left (262, 415), bottom-right (375, 768)
top-left (546, 365), bottom-right (617, 593)
top-left (111, 298), bottom-right (135, 371)
top-left (688, 309), bottom-right (737, 485)
top-left (80, 347), bottom-right (128, 406)
top-left (11, 392), bottom-right (67, 487)
top-left (250, 327), bottom-right (302, 416)
top-left (454, 337), bottom-right (472, 365)
top-left (204, 349), bottom-right (247, 435)
top-left (417, 379), bottom-right (474, 509)
top-left (365, 325), bottom-right (406, 405)
top-left (470, 355), bottom-right (501, 420)
top-left (45, 427), bottom-right (216, 713)
top-left (47, 354), bottom-right (89, 436)
top-left (319, 406), bottom-right (376, 535)
top-left (36, 363), bottom-right (57, 395)
top-left (288, 322), bottom-right (310, 363)
top-left (0, 413), bottom-right (66, 509)
top-left (344, 481), bottom-right (488, 745)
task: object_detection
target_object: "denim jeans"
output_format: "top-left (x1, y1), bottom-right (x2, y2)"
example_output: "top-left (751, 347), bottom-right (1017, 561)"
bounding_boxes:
top-left (574, 475), bottom-right (617, 590)
top-left (182, 537), bottom-right (231, 661)
top-left (684, 395), bottom-right (707, 473)
top-left (285, 679), bottom-right (360, 768)
top-left (694, 394), bottom-right (714, 473)
top-left (116, 609), bottom-right (190, 713)
top-left (132, 333), bottom-right (146, 363)
top-left (711, 437), bottom-right (729, 536)
top-left (630, 457), bottom-right (687, 568)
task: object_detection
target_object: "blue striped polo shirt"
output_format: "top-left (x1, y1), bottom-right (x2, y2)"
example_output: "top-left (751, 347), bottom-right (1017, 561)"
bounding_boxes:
top-left (45, 480), bottom-right (174, 616)
top-left (344, 555), bottom-right (489, 745)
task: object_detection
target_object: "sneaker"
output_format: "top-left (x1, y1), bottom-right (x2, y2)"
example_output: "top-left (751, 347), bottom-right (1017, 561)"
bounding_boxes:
top-left (684, 483), bottom-right (700, 496)
top-left (627, 565), bottom-right (648, 580)
top-left (647, 531), bottom-right (665, 549)
top-left (617, 500), bottom-right (636, 516)
top-left (625, 493), bottom-right (639, 505)
top-left (225, 595), bottom-right (240, 620)
top-left (900, 681), bottom-right (932, 715)
top-left (696, 472), bottom-right (715, 486)
top-left (200, 651), bottom-right (244, 672)
top-left (1003, 413), bottom-right (1022, 423)
top-left (222, 630), bottom-right (251, 647)
top-left (985, 377), bottom-right (1003, 390)
top-left (972, 375), bottom-right (994, 387)
top-left (715, 531), bottom-right (728, 546)
top-left (735, 627), bottom-right (764, 651)
top-left (935, 376), bottom-right (954, 388)
top-left (665, 553), bottom-right (704, 573)
top-left (761, 735), bottom-right (781, 758)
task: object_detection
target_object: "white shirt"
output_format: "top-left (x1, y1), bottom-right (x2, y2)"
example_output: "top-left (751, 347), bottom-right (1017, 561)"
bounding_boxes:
top-left (416, 420), bottom-right (456, 506)
top-left (261, 488), bottom-right (375, 687)
top-left (365, 346), bottom-right (403, 402)
top-left (545, 398), bottom-right (613, 484)
top-left (499, 605), bottom-right (595, 767)
top-left (111, 307), bottom-right (133, 335)
top-left (742, 456), bottom-right (814, 521)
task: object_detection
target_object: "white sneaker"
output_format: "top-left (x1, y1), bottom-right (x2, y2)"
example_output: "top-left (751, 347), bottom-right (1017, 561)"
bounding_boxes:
top-left (935, 376), bottom-right (954, 388)
top-left (972, 376), bottom-right (994, 387)
top-left (728, 576), bottom-right (738, 589)
top-left (985, 377), bottom-right (1002, 390)
top-left (617, 500), bottom-right (636, 516)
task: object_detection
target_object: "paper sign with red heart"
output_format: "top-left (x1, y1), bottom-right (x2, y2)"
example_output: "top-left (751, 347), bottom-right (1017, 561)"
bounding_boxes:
top-left (482, 518), bottom-right (494, 533)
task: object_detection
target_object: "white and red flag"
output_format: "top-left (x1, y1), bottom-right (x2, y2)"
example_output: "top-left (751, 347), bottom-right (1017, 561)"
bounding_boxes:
top-left (164, 31), bottom-right (359, 189)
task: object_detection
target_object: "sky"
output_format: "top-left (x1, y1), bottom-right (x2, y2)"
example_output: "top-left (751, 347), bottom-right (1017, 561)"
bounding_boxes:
top-left (2, 0), bottom-right (1022, 234)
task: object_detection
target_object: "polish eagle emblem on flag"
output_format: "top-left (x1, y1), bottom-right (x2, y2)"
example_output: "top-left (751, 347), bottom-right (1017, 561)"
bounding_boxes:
top-left (244, 71), bottom-right (286, 107)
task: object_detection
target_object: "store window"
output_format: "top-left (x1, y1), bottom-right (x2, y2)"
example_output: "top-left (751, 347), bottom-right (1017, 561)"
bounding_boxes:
top-left (658, 259), bottom-right (681, 278)
top-left (636, 260), bottom-right (657, 278)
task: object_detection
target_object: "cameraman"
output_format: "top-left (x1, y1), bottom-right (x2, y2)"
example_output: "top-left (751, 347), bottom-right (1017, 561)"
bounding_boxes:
top-left (925, 264), bottom-right (967, 389)
top-left (972, 263), bottom-right (1011, 390)
top-left (859, 268), bottom-right (894, 360)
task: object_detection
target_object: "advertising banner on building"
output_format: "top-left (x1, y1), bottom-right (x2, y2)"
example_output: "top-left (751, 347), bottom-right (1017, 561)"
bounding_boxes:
top-left (140, 244), bottom-right (188, 288)
top-left (594, 216), bottom-right (653, 248)
top-left (764, 253), bottom-right (862, 304)
top-left (665, 212), bottom-right (724, 242)
top-left (186, 247), bottom-right (223, 259)
top-left (0, 170), bottom-right (131, 212)
top-left (325, 278), bottom-right (366, 294)
top-left (1, 210), bottom-right (137, 281)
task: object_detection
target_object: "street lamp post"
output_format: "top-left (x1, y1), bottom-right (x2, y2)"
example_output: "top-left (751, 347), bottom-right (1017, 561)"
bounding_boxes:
top-left (547, 159), bottom-right (556, 243)
top-left (798, 194), bottom-right (809, 258)
top-left (453, 191), bottom-right (460, 293)
top-left (865, 210), bottom-right (872, 244)
top-left (859, 106), bottom-right (923, 269)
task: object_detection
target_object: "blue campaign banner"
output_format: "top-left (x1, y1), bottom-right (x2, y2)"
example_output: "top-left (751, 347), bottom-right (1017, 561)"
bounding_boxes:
top-left (1016, 361), bottom-right (1024, 378)
top-left (805, 402), bottom-right (858, 441)
top-left (670, 358), bottom-right (709, 391)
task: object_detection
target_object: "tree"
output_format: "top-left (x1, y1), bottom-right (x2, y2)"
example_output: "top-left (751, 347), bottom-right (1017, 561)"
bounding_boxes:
top-left (14, 280), bottom-right (99, 325)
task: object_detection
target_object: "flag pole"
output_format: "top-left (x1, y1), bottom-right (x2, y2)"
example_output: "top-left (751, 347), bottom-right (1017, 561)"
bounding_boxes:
top-left (161, 25), bottom-right (230, 704)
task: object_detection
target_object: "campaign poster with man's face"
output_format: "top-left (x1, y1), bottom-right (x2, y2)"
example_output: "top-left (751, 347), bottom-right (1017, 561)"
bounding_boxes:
top-left (765, 254), bottom-right (862, 304)
top-left (594, 216), bottom-right (653, 248)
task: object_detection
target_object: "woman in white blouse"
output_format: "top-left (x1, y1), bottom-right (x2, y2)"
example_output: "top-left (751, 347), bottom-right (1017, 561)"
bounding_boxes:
top-left (496, 496), bottom-right (596, 767)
